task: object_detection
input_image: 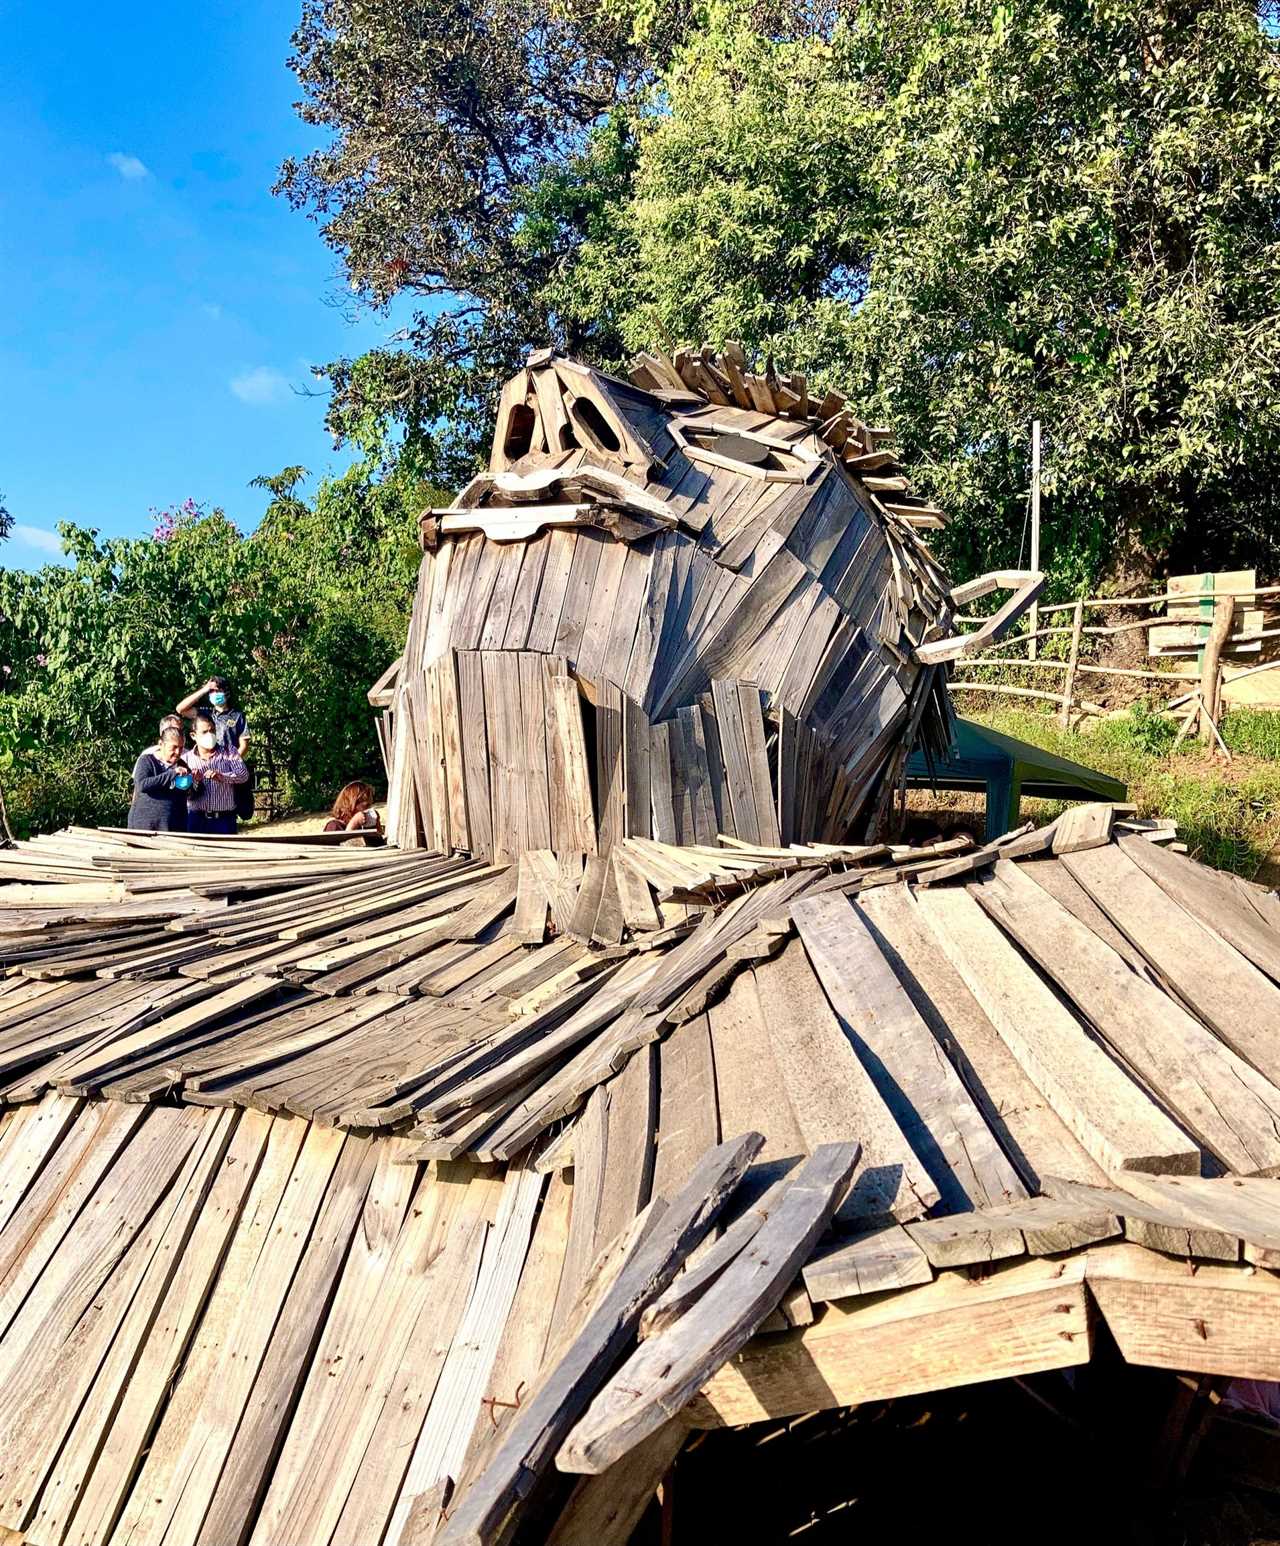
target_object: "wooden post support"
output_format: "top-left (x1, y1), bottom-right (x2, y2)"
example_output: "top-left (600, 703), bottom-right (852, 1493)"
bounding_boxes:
top-left (1199, 598), bottom-right (1234, 747)
top-left (1059, 599), bottom-right (1084, 729)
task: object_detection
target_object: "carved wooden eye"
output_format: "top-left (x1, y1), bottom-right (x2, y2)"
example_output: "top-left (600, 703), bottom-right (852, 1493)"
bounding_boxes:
top-left (708, 432), bottom-right (771, 466)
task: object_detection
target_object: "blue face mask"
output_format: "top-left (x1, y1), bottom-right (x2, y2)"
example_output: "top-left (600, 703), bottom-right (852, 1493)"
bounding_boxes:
top-left (209, 692), bottom-right (226, 707)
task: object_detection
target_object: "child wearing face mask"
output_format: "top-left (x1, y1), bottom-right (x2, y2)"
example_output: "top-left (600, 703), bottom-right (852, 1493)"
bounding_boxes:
top-left (182, 711), bottom-right (249, 835)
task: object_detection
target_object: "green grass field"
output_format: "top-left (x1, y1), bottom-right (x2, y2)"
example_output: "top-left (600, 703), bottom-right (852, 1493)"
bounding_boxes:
top-left (964, 703), bottom-right (1280, 879)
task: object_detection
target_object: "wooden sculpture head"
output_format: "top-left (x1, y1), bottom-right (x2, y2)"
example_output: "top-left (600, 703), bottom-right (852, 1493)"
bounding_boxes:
top-left (377, 346), bottom-right (1039, 859)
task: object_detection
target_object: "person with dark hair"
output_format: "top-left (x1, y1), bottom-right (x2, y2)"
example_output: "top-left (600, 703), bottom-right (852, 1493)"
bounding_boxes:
top-left (176, 674), bottom-right (249, 756)
top-left (177, 674), bottom-right (253, 821)
top-left (324, 781), bottom-right (383, 838)
top-left (182, 710), bottom-right (249, 835)
top-left (127, 726), bottom-right (191, 831)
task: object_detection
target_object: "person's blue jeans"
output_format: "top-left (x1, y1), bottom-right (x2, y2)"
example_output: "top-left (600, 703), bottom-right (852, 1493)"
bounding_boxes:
top-left (187, 811), bottom-right (237, 835)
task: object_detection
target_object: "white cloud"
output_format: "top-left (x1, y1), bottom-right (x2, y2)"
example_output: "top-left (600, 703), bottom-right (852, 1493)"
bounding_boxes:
top-left (230, 366), bottom-right (291, 406)
top-left (107, 151), bottom-right (150, 181)
top-left (11, 524), bottom-right (63, 556)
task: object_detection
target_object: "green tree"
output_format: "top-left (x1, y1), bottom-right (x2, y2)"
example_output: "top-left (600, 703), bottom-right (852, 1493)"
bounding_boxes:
top-left (282, 0), bottom-right (1280, 586)
top-left (0, 460), bottom-right (433, 837)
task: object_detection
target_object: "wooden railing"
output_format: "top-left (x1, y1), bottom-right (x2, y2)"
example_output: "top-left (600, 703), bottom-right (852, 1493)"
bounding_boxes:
top-left (948, 582), bottom-right (1280, 745)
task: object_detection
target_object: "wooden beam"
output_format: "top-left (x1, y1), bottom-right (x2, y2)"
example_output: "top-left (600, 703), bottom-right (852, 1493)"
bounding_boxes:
top-left (1086, 1242), bottom-right (1280, 1381)
top-left (687, 1253), bottom-right (1090, 1427)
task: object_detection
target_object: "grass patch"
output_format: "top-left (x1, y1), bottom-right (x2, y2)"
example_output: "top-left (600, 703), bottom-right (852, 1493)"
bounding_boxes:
top-left (963, 702), bottom-right (1280, 879)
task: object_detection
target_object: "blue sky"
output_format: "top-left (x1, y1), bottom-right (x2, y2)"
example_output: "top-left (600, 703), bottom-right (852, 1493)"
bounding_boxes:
top-left (0, 0), bottom-right (414, 571)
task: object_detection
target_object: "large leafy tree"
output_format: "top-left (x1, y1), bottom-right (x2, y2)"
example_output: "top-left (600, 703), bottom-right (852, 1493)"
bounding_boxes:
top-left (275, 0), bottom-right (673, 477)
top-left (281, 0), bottom-right (1280, 585)
top-left (0, 459), bottom-right (434, 835)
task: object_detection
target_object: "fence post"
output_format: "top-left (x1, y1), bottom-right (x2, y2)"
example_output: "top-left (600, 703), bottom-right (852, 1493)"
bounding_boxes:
top-left (1058, 600), bottom-right (1084, 728)
top-left (1198, 598), bottom-right (1234, 746)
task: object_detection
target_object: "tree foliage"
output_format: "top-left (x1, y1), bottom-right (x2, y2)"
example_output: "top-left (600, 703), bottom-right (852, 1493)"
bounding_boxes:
top-left (282, 0), bottom-right (1280, 589)
top-left (0, 463), bottom-right (434, 836)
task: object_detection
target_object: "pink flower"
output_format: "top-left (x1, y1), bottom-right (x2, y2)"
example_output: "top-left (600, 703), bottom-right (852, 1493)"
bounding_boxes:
top-left (34, 654), bottom-right (47, 667)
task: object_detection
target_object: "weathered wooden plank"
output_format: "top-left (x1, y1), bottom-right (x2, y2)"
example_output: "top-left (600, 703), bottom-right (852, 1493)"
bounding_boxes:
top-left (546, 1421), bottom-right (687, 1546)
top-left (568, 857), bottom-right (608, 945)
top-left (913, 885), bottom-right (1198, 1177)
top-left (803, 1222), bottom-right (933, 1303)
top-left (622, 697), bottom-right (652, 840)
top-left (384, 1165), bottom-right (547, 1546)
top-left (559, 1141), bottom-right (860, 1473)
top-left (545, 668), bottom-right (597, 855)
top-left (758, 940), bottom-right (936, 1223)
top-left (855, 886), bottom-right (1108, 1189)
top-left (456, 1170), bottom-right (574, 1482)
top-left (738, 683), bottom-right (781, 846)
top-left (711, 679), bottom-right (760, 842)
top-left (1086, 1242), bottom-right (1280, 1381)
top-left (676, 706), bottom-right (717, 846)
top-left (975, 861), bottom-right (1280, 1177)
top-left (1042, 1175), bottom-right (1239, 1260)
top-left (327, 1208), bottom-right (487, 1546)
top-left (651, 1013), bottom-right (718, 1203)
top-left (519, 653), bottom-right (553, 851)
top-left (1114, 1175), bottom-right (1280, 1267)
top-left (690, 1251), bottom-right (1091, 1427)
top-left (1062, 843), bottom-right (1280, 1085)
top-left (431, 1134), bottom-right (763, 1546)
top-left (792, 894), bottom-right (1027, 1212)
top-left (1052, 802), bottom-right (1116, 854)
top-left (595, 680), bottom-right (626, 856)
top-left (513, 853), bottom-right (551, 945)
top-left (482, 651), bottom-right (528, 865)
top-left (192, 1135), bottom-right (380, 1546)
top-left (903, 1211), bottom-right (1026, 1270)
top-left (612, 850), bottom-right (661, 936)
top-left (707, 970), bottom-right (805, 1197)
top-left (1118, 834), bottom-right (1280, 987)
top-left (526, 529), bottom-right (578, 654)
top-left (457, 651), bottom-right (493, 861)
top-left (649, 722), bottom-right (677, 845)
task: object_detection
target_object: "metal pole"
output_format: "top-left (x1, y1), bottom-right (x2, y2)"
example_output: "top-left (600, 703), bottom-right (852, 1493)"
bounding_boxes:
top-left (1029, 420), bottom-right (1041, 660)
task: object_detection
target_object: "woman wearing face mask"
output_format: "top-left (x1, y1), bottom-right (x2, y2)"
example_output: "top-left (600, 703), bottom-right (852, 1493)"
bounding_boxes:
top-left (182, 711), bottom-right (249, 835)
top-left (128, 726), bottom-right (191, 831)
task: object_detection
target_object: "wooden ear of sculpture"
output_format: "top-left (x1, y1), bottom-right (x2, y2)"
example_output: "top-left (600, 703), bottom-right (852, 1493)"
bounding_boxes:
top-left (914, 570), bottom-right (1047, 665)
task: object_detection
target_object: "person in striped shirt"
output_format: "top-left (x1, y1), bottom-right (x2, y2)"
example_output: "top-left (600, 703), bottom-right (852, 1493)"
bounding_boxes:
top-left (182, 709), bottom-right (249, 835)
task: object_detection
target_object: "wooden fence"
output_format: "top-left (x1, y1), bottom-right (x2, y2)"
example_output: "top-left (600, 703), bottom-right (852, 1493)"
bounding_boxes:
top-left (949, 581), bottom-right (1280, 748)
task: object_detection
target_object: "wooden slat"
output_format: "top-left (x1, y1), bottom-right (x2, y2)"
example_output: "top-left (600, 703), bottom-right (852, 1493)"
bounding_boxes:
top-left (558, 1141), bottom-right (860, 1473)
top-left (1062, 843), bottom-right (1280, 1085)
top-left (545, 668), bottom-right (597, 855)
top-left (792, 894), bottom-right (1027, 1212)
top-left (914, 885), bottom-right (1198, 1177)
top-left (856, 886), bottom-right (1108, 1189)
top-left (457, 651), bottom-right (493, 861)
top-left (976, 862), bottom-right (1280, 1177)
top-left (1086, 1242), bottom-right (1280, 1383)
top-left (518, 653), bottom-right (554, 851)
top-left (690, 1252), bottom-right (1090, 1427)
top-left (804, 1222), bottom-right (933, 1303)
top-left (759, 940), bottom-right (936, 1223)
top-left (432, 1135), bottom-right (763, 1546)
